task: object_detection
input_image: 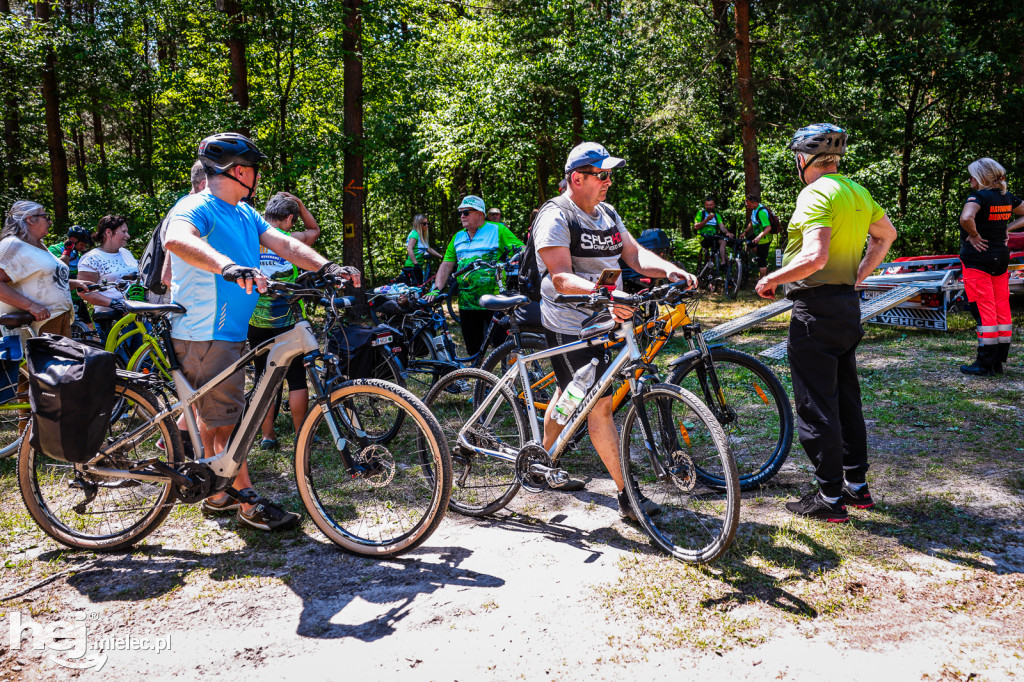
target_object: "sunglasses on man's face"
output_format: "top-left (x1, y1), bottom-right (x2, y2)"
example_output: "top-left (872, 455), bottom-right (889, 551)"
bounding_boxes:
top-left (577, 169), bottom-right (614, 181)
top-left (458, 209), bottom-right (475, 217)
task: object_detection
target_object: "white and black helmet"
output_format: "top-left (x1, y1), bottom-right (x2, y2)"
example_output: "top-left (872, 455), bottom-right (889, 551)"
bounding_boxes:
top-left (788, 123), bottom-right (848, 156)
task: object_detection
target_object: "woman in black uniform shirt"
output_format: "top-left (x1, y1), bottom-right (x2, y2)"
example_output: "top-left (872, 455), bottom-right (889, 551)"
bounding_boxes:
top-left (958, 158), bottom-right (1024, 375)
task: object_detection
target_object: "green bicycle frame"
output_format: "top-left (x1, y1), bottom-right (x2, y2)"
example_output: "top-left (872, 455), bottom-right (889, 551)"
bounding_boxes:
top-left (104, 313), bottom-right (174, 380)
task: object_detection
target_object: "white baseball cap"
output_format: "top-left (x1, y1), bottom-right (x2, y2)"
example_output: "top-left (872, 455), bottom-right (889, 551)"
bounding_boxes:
top-left (457, 195), bottom-right (486, 213)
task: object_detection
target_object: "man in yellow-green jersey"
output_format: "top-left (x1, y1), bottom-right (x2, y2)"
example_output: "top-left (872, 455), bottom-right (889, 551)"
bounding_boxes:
top-left (755, 123), bottom-right (897, 523)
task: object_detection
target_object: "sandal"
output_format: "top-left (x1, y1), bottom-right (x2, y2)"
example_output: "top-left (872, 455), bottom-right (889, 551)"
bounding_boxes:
top-left (237, 497), bottom-right (301, 532)
top-left (200, 488), bottom-right (252, 516)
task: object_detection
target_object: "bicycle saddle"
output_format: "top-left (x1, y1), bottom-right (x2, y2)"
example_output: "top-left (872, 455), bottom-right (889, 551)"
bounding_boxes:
top-left (0, 311), bottom-right (35, 329)
top-left (123, 300), bottom-right (187, 316)
top-left (479, 294), bottom-right (529, 312)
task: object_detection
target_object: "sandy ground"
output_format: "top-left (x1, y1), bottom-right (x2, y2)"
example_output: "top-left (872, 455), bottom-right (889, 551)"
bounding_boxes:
top-left (2, 464), bottom-right (1022, 682)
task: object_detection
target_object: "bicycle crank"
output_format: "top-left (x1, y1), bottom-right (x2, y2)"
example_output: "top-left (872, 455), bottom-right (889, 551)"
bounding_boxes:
top-left (515, 441), bottom-right (552, 493)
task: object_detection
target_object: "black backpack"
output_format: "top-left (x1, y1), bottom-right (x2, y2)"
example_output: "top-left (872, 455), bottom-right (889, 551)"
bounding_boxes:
top-left (519, 194), bottom-right (616, 302)
top-left (26, 334), bottom-right (117, 464)
top-left (763, 205), bottom-right (783, 235)
top-left (138, 213), bottom-right (171, 296)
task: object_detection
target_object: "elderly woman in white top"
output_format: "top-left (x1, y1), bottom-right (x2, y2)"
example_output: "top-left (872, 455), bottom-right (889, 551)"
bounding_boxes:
top-left (0, 201), bottom-right (86, 336)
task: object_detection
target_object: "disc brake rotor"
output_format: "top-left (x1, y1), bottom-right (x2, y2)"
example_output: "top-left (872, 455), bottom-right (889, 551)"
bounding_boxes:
top-left (666, 450), bottom-right (697, 493)
top-left (358, 444), bottom-right (395, 488)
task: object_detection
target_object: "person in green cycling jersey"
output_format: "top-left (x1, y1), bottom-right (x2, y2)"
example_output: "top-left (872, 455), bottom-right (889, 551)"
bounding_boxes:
top-left (403, 214), bottom-right (442, 285)
top-left (429, 195), bottom-right (523, 355)
top-left (693, 196), bottom-right (731, 269)
top-left (743, 194), bottom-right (776, 279)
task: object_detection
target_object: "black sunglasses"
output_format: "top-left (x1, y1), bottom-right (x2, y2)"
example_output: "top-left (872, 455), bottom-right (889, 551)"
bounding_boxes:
top-left (576, 169), bottom-right (614, 181)
top-left (458, 209), bottom-right (474, 217)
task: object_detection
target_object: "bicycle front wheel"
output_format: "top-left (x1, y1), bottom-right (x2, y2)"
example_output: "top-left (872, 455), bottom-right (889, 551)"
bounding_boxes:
top-left (668, 347), bottom-right (793, 491)
top-left (18, 381), bottom-right (183, 551)
top-left (725, 259), bottom-right (741, 299)
top-left (423, 368), bottom-right (527, 517)
top-left (620, 384), bottom-right (739, 564)
top-left (294, 379), bottom-right (451, 557)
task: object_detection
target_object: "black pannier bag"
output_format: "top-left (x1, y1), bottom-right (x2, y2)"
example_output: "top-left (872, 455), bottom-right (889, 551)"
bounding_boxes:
top-left (26, 334), bottom-right (117, 464)
top-left (326, 325), bottom-right (401, 380)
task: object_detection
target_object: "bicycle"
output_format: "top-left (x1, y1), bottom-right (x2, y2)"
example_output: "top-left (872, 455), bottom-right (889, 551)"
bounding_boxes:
top-left (722, 237), bottom-right (751, 299)
top-left (480, 287), bottom-right (794, 492)
top-left (425, 282), bottom-right (740, 564)
top-left (695, 235), bottom-right (728, 294)
top-left (17, 273), bottom-right (452, 557)
top-left (0, 312), bottom-right (36, 459)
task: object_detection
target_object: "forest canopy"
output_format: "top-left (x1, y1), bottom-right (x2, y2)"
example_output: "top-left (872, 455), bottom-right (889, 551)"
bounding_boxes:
top-left (1, 0), bottom-right (1021, 280)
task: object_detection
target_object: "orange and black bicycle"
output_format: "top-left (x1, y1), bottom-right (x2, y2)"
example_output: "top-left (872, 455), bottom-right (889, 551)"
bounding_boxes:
top-left (478, 293), bottom-right (794, 491)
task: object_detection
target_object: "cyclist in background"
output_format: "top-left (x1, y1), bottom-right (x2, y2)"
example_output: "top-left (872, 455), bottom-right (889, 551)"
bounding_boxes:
top-left (50, 224), bottom-right (94, 330)
top-left (693, 196), bottom-right (731, 271)
top-left (428, 195), bottom-right (523, 356)
top-left (248, 191), bottom-right (321, 450)
top-left (743, 194), bottom-right (775, 280)
top-left (404, 214), bottom-right (442, 285)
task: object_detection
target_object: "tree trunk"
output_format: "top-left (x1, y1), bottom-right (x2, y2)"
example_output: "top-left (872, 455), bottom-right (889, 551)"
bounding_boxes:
top-left (217, 0), bottom-right (249, 134)
top-left (341, 0), bottom-right (364, 271)
top-left (72, 115), bottom-right (88, 192)
top-left (1, 0), bottom-right (22, 192)
top-left (36, 0), bottom-right (69, 223)
top-left (898, 77), bottom-right (922, 219)
top-left (91, 97), bottom-right (108, 193)
top-left (711, 0), bottom-right (735, 203)
top-left (734, 0), bottom-right (760, 200)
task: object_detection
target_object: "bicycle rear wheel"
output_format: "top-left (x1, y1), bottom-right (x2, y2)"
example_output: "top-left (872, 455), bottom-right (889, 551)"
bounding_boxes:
top-left (18, 381), bottom-right (183, 551)
top-left (479, 336), bottom-right (556, 421)
top-left (619, 384), bottom-right (739, 563)
top-left (423, 368), bottom-right (527, 516)
top-left (294, 379), bottom-right (451, 557)
top-left (669, 347), bottom-right (793, 491)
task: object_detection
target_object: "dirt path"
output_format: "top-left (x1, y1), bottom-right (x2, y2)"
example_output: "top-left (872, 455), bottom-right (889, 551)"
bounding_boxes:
top-left (3, 463), bottom-right (1022, 681)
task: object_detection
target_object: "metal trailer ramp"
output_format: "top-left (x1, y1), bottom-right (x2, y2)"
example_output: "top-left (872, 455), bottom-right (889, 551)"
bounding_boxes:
top-left (701, 297), bottom-right (795, 343)
top-left (759, 284), bottom-right (928, 361)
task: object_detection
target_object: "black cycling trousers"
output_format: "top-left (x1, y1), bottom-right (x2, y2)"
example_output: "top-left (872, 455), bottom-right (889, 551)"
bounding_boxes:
top-left (459, 308), bottom-right (497, 357)
top-left (787, 286), bottom-right (868, 497)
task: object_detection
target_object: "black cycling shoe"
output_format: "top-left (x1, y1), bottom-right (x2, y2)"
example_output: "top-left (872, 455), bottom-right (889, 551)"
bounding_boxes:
top-left (841, 482), bottom-right (875, 510)
top-left (548, 476), bottom-right (585, 492)
top-left (237, 497), bottom-right (301, 532)
top-left (785, 490), bottom-right (848, 523)
top-left (617, 488), bottom-right (662, 522)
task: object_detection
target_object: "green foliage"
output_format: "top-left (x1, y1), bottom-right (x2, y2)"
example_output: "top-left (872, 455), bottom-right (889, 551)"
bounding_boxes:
top-left (0, 0), bottom-right (1021, 277)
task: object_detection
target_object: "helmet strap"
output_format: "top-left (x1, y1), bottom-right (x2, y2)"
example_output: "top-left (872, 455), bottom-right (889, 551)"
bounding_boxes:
top-left (795, 152), bottom-right (840, 184)
top-left (223, 165), bottom-right (258, 201)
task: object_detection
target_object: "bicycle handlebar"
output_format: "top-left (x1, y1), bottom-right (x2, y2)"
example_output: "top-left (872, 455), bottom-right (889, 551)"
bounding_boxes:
top-left (553, 279), bottom-right (694, 310)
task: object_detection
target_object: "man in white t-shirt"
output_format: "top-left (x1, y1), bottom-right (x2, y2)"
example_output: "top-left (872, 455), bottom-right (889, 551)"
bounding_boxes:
top-left (533, 142), bottom-right (695, 520)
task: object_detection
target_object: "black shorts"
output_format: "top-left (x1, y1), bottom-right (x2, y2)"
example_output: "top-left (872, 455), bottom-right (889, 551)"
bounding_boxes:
top-left (544, 329), bottom-right (613, 398)
top-left (248, 324), bottom-right (307, 393)
top-left (755, 243), bottom-right (772, 268)
top-left (700, 235), bottom-right (720, 251)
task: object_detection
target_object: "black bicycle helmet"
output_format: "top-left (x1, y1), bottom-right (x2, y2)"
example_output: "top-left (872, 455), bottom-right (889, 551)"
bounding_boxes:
top-left (788, 123), bottom-right (848, 156)
top-left (197, 133), bottom-right (268, 174)
top-left (66, 224), bottom-right (93, 246)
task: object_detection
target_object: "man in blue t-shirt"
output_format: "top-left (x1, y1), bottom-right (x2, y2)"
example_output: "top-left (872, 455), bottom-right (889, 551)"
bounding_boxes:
top-left (164, 132), bottom-right (359, 531)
